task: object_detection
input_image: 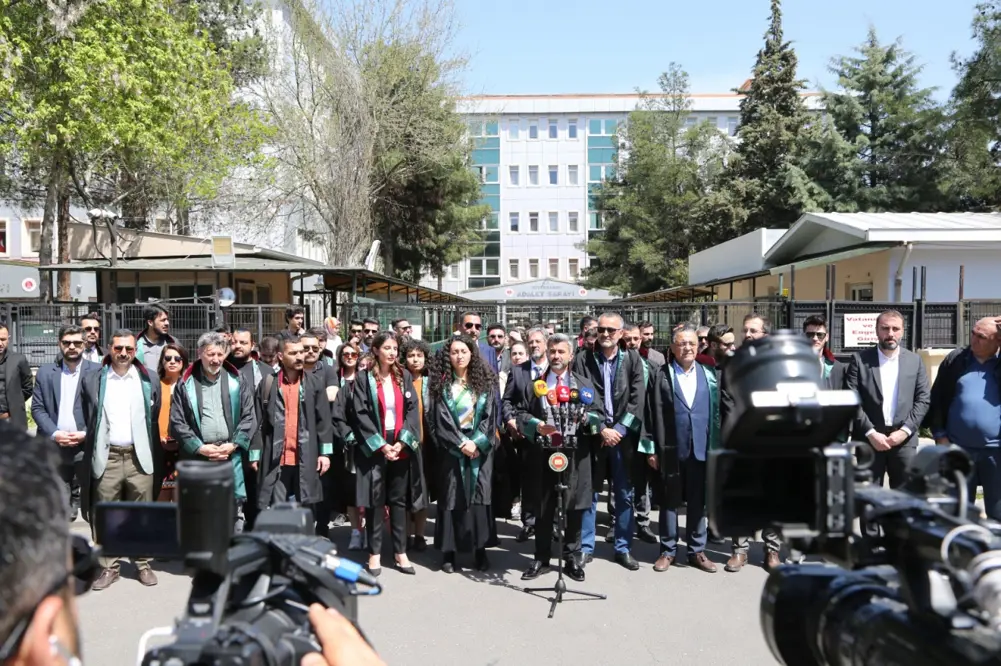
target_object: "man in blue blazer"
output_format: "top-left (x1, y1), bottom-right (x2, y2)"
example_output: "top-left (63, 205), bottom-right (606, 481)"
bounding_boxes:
top-left (31, 324), bottom-right (101, 520)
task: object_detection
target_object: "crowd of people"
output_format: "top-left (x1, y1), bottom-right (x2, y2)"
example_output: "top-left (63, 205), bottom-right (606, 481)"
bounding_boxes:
top-left (1, 304), bottom-right (999, 592)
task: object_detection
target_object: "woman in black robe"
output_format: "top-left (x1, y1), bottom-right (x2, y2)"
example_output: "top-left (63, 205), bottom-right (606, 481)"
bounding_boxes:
top-left (401, 338), bottom-right (437, 552)
top-left (346, 331), bottom-right (426, 576)
top-left (331, 342), bottom-right (365, 551)
top-left (431, 335), bottom-right (497, 573)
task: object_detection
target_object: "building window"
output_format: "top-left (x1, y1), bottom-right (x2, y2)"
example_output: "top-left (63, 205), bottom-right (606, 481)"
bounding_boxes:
top-left (529, 258), bottom-right (539, 279)
top-left (588, 118), bottom-right (618, 136)
top-left (548, 212), bottom-right (559, 232)
top-left (568, 211), bottom-right (579, 233)
top-left (568, 165), bottom-right (579, 186)
top-left (727, 116), bottom-right (739, 136)
top-left (848, 283), bottom-right (874, 301)
top-left (509, 212), bottom-right (520, 232)
top-left (548, 119), bottom-right (558, 139)
top-left (706, 116), bottom-right (718, 129)
top-left (483, 166), bottom-right (499, 184)
top-left (0, 220), bottom-right (7, 254)
top-left (568, 258), bottom-right (579, 279)
top-left (509, 120), bottom-right (520, 139)
top-left (485, 121), bottom-right (499, 137)
top-left (475, 166), bottom-right (486, 183)
top-left (589, 212), bottom-right (603, 230)
top-left (449, 264), bottom-right (459, 279)
top-left (529, 212), bottom-right (539, 233)
top-left (568, 119), bottom-right (578, 139)
top-left (24, 219), bottom-right (41, 254)
top-left (588, 164), bottom-right (616, 183)
top-left (509, 166), bottom-right (519, 186)
top-left (548, 165), bottom-right (558, 185)
top-left (528, 165), bottom-right (539, 186)
top-left (548, 258), bottom-right (559, 279)
top-left (509, 259), bottom-right (519, 280)
top-left (529, 122), bottom-right (539, 139)
top-left (685, 116), bottom-right (698, 128)
top-left (468, 121), bottom-right (484, 137)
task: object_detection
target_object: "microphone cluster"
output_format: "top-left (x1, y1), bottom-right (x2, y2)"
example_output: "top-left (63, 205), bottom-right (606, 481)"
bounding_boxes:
top-left (532, 379), bottom-right (594, 448)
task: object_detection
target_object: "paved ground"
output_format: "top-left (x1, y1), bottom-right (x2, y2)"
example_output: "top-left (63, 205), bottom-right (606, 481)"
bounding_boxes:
top-left (75, 503), bottom-right (779, 666)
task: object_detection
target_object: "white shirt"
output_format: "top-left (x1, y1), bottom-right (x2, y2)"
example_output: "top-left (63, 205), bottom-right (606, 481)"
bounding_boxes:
top-left (55, 363), bottom-right (83, 435)
top-left (380, 374), bottom-right (397, 432)
top-left (104, 366), bottom-right (139, 446)
top-left (545, 369), bottom-right (570, 391)
top-left (672, 360), bottom-right (699, 409)
top-left (878, 349), bottom-right (900, 428)
top-left (82, 347), bottom-right (102, 364)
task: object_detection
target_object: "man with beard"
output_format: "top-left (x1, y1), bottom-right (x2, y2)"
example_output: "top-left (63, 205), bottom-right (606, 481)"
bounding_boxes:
top-left (618, 323), bottom-right (659, 544)
top-left (0, 323), bottom-right (34, 432)
top-left (300, 328), bottom-right (340, 536)
top-left (846, 309), bottom-right (931, 489)
top-left (515, 334), bottom-right (603, 582)
top-left (638, 321), bottom-right (666, 368)
top-left (706, 324), bottom-right (735, 366)
top-left (229, 326), bottom-right (274, 526)
top-left (392, 319), bottom-right (413, 343)
top-left (79, 312), bottom-right (104, 363)
top-left (135, 304), bottom-right (175, 374)
top-left (576, 317), bottom-right (597, 353)
top-left (361, 319), bottom-right (380, 353)
top-left (30, 325), bottom-right (100, 521)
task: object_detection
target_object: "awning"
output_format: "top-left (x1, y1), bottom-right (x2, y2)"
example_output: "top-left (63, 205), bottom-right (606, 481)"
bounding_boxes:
top-left (767, 243), bottom-right (901, 275)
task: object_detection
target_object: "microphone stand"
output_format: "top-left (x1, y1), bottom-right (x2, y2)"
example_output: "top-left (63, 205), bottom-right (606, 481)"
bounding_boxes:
top-left (523, 407), bottom-right (607, 619)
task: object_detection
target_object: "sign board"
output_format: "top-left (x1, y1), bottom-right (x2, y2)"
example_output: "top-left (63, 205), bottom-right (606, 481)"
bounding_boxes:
top-left (211, 235), bottom-right (235, 268)
top-left (21, 277), bottom-right (37, 293)
top-left (462, 278), bottom-right (614, 302)
top-left (843, 313), bottom-right (880, 347)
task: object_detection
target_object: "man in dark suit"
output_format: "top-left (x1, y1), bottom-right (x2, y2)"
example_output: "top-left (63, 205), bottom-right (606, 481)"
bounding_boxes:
top-left (31, 324), bottom-right (101, 520)
top-left (846, 309), bottom-right (931, 489)
top-left (0, 322), bottom-right (33, 431)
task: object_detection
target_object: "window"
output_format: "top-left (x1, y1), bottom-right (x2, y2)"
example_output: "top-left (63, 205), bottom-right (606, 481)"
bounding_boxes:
top-left (589, 212), bottom-right (603, 230)
top-left (528, 165), bottom-right (539, 186)
top-left (568, 164), bottom-right (579, 185)
top-left (529, 122), bottom-right (539, 139)
top-left (548, 165), bottom-right (558, 185)
top-left (0, 220), bottom-right (7, 254)
top-left (848, 283), bottom-right (874, 302)
top-left (509, 120), bottom-right (520, 140)
top-left (685, 116), bottom-right (698, 128)
top-left (707, 116), bottom-right (718, 129)
top-left (727, 116), bottom-right (739, 136)
top-left (167, 284), bottom-right (211, 301)
top-left (548, 258), bottom-right (559, 279)
top-left (509, 212), bottom-right (520, 232)
top-left (449, 264), bottom-right (459, 279)
top-left (568, 119), bottom-right (578, 139)
top-left (475, 166), bottom-right (486, 183)
top-left (509, 259), bottom-right (519, 280)
top-left (568, 258), bottom-right (580, 279)
top-left (548, 212), bottom-right (559, 232)
top-left (24, 219), bottom-right (41, 254)
top-left (118, 285), bottom-right (166, 303)
top-left (588, 118), bottom-right (618, 136)
top-left (529, 212), bottom-right (539, 232)
top-left (468, 120), bottom-right (484, 137)
top-left (588, 164), bottom-right (615, 182)
top-left (568, 211), bottom-right (579, 233)
top-left (529, 259), bottom-right (539, 279)
top-left (483, 166), bottom-right (499, 184)
top-left (484, 121), bottom-right (499, 137)
top-left (548, 119), bottom-right (558, 139)
top-left (509, 166), bottom-right (520, 186)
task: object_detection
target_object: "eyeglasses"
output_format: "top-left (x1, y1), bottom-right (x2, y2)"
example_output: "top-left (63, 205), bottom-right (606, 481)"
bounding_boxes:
top-left (342, 352), bottom-right (359, 359)
top-left (83, 326), bottom-right (100, 332)
top-left (61, 340), bottom-right (84, 347)
top-left (113, 345), bottom-right (135, 353)
top-left (398, 326), bottom-right (412, 332)
top-left (363, 328), bottom-right (379, 335)
top-left (698, 336), bottom-right (708, 342)
top-left (464, 322), bottom-right (482, 330)
top-left (302, 345), bottom-right (321, 351)
top-left (0, 535), bottom-right (101, 661)
top-left (163, 355), bottom-right (183, 363)
top-left (805, 331), bottom-right (827, 339)
top-left (596, 326), bottom-right (619, 334)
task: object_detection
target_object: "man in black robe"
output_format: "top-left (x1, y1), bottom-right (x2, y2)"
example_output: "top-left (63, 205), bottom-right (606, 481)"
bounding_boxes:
top-left (515, 333), bottom-right (604, 583)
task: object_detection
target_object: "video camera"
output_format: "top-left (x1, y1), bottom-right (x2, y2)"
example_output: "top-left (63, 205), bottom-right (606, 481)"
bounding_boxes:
top-left (94, 461), bottom-right (381, 666)
top-left (708, 331), bottom-right (1001, 666)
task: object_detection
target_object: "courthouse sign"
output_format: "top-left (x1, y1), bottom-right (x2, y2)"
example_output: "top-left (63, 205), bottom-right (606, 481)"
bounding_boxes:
top-left (843, 313), bottom-right (880, 347)
top-left (463, 279), bottom-right (613, 302)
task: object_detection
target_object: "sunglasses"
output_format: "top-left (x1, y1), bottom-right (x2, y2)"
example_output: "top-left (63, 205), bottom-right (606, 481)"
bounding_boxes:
top-left (596, 326), bottom-right (619, 334)
top-left (0, 535), bottom-right (101, 661)
top-left (398, 326), bottom-right (412, 332)
top-left (363, 328), bottom-right (379, 334)
top-left (302, 345), bottom-right (321, 352)
top-left (805, 331), bottom-right (827, 339)
top-left (163, 355), bottom-right (183, 363)
top-left (113, 345), bottom-right (135, 353)
top-left (464, 322), bottom-right (482, 330)
top-left (698, 336), bottom-right (708, 342)
top-left (61, 340), bottom-right (84, 347)
top-left (342, 352), bottom-right (359, 359)
top-left (83, 326), bottom-right (100, 332)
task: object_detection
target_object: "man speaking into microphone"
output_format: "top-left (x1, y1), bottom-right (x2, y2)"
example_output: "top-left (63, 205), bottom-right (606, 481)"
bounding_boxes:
top-left (513, 334), bottom-right (604, 582)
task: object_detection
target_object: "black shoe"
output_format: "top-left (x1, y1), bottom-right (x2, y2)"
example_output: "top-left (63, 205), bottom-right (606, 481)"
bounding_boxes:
top-left (366, 565), bottom-right (382, 578)
top-left (442, 554), bottom-right (455, 574)
top-left (615, 552), bottom-right (640, 571)
top-left (395, 561), bottom-right (416, 575)
top-left (582, 552), bottom-right (594, 565)
top-left (516, 526), bottom-right (535, 543)
top-left (412, 536), bottom-right (428, 552)
top-left (636, 526), bottom-right (658, 544)
top-left (604, 529), bottom-right (615, 543)
top-left (475, 549), bottom-right (490, 572)
top-left (563, 557), bottom-right (585, 582)
top-left (521, 560), bottom-right (550, 580)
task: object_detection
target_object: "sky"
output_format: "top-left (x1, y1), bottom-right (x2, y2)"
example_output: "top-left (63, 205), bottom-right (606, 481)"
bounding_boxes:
top-left (451, 0), bottom-right (981, 98)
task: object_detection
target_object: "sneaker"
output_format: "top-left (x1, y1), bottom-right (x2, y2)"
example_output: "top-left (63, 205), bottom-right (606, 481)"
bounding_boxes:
top-left (348, 529), bottom-right (364, 551)
top-left (510, 502), bottom-right (522, 521)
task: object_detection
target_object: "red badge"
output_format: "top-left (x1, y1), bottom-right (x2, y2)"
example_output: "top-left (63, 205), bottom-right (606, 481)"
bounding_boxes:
top-left (548, 452), bottom-right (569, 472)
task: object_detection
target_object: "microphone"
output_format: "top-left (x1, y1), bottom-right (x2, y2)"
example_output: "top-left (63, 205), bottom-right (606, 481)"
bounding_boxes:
top-left (557, 385), bottom-right (570, 434)
top-left (533, 379), bottom-right (549, 398)
top-left (579, 387), bottom-right (595, 431)
top-left (546, 389), bottom-right (558, 407)
top-left (544, 389), bottom-right (559, 444)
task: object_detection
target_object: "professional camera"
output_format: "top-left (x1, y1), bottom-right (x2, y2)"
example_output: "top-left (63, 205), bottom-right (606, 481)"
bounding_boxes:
top-left (708, 330), bottom-right (1001, 666)
top-left (94, 461), bottom-right (381, 666)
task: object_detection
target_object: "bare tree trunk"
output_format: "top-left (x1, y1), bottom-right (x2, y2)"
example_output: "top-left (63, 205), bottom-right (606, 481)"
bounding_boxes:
top-left (380, 232), bottom-right (395, 277)
top-left (39, 156), bottom-right (61, 303)
top-left (56, 186), bottom-right (71, 300)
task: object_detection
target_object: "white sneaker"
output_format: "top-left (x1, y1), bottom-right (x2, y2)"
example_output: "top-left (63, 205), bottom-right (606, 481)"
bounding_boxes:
top-left (349, 529), bottom-right (364, 551)
top-left (511, 502), bottom-right (522, 521)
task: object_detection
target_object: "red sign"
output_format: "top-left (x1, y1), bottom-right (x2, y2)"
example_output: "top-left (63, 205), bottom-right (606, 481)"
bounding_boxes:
top-left (548, 452), bottom-right (568, 472)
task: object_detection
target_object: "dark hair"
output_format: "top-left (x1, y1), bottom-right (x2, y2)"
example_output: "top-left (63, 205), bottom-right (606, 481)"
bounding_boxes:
top-left (305, 326), bottom-right (327, 340)
top-left (400, 339), bottom-right (433, 377)
top-left (278, 336), bottom-right (303, 352)
top-left (0, 427), bottom-right (70, 645)
top-left (259, 335), bottom-right (279, 355)
top-left (362, 318), bottom-right (379, 328)
top-left (212, 324), bottom-right (230, 335)
top-left (285, 306), bottom-right (305, 321)
top-left (143, 304), bottom-right (169, 330)
top-left (391, 319), bottom-right (410, 329)
top-left (743, 312), bottom-right (772, 334)
top-left (622, 322), bottom-right (639, 333)
top-left (579, 316), bottom-right (596, 332)
top-left (707, 324), bottom-right (733, 344)
top-left (349, 319), bottom-right (363, 328)
top-left (80, 312), bottom-right (100, 326)
top-left (803, 314), bottom-right (828, 332)
top-left (157, 342), bottom-right (189, 380)
top-left (370, 331), bottom-right (404, 388)
top-left (638, 320), bottom-right (654, 330)
top-left (431, 334), bottom-right (495, 400)
top-left (460, 312), bottom-right (482, 324)
top-left (58, 324), bottom-right (83, 340)
top-left (230, 326), bottom-right (254, 339)
top-left (878, 309), bottom-right (905, 327)
top-left (487, 323), bottom-right (506, 335)
top-left (337, 342), bottom-right (361, 378)
top-left (110, 328), bottom-right (135, 343)
top-left (509, 340), bottom-right (527, 354)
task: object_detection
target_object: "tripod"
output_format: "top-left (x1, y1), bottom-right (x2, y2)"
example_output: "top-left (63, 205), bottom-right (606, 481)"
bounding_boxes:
top-left (524, 439), bottom-right (607, 618)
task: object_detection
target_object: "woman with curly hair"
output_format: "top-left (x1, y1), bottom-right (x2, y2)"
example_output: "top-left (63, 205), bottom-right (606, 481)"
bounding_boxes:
top-left (400, 338), bottom-right (436, 552)
top-left (431, 334), bottom-right (497, 573)
top-left (331, 342), bottom-right (365, 550)
top-left (345, 331), bottom-right (426, 576)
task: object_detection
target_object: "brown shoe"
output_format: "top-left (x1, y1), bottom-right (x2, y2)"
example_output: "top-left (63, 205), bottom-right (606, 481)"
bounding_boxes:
top-left (763, 551), bottom-right (781, 572)
top-left (91, 568), bottom-right (119, 591)
top-left (653, 554), bottom-right (674, 572)
top-left (138, 568), bottom-right (159, 587)
top-left (725, 552), bottom-right (748, 572)
top-left (687, 552), bottom-right (718, 573)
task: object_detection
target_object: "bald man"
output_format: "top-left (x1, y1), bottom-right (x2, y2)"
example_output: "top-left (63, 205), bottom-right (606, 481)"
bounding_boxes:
top-left (926, 316), bottom-right (1001, 520)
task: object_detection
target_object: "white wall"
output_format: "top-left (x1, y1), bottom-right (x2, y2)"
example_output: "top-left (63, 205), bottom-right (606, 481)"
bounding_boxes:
top-left (688, 228), bottom-right (785, 284)
top-left (888, 244), bottom-right (1001, 301)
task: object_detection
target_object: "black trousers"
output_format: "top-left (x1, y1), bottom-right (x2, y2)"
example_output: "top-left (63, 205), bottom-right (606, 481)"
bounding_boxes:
top-left (869, 442), bottom-right (918, 489)
top-left (278, 466), bottom-right (317, 525)
top-left (58, 446), bottom-right (86, 520)
top-left (367, 458), bottom-right (409, 556)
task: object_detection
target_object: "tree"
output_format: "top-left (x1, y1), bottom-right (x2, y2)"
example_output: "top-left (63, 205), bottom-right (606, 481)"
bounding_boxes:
top-left (819, 28), bottom-right (952, 211)
top-left (950, 1), bottom-right (1001, 209)
top-left (713, 0), bottom-right (821, 237)
top-left (583, 64), bottom-right (729, 295)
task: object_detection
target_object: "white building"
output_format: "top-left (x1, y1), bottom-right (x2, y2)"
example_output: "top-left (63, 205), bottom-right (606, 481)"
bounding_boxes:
top-left (423, 91), bottom-right (821, 296)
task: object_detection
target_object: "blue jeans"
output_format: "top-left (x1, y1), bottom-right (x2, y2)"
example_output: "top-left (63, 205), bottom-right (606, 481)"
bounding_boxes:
top-left (967, 448), bottom-right (1001, 521)
top-left (606, 444), bottom-right (635, 554)
top-left (581, 492), bottom-right (598, 554)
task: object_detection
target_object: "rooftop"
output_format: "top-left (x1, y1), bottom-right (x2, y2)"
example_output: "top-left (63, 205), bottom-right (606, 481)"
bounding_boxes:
top-left (459, 92), bottom-right (822, 115)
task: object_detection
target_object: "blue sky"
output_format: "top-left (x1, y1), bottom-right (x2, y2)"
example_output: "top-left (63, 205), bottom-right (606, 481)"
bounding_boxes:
top-left (452, 0), bottom-right (980, 98)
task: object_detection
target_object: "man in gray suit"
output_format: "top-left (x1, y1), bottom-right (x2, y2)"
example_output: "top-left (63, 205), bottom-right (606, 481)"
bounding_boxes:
top-left (846, 309), bottom-right (931, 489)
